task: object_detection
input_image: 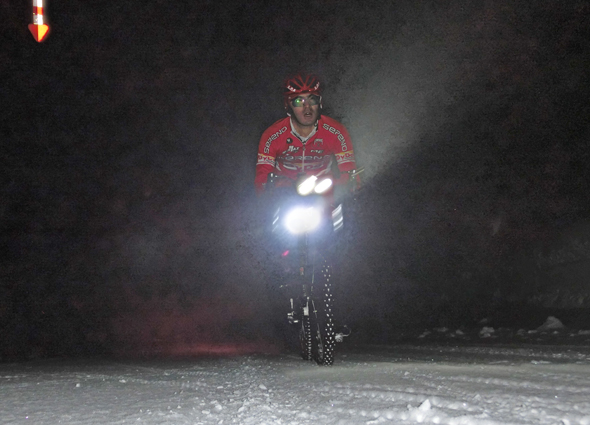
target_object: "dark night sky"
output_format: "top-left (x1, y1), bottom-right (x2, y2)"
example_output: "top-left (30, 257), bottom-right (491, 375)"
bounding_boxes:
top-left (2, 0), bottom-right (590, 357)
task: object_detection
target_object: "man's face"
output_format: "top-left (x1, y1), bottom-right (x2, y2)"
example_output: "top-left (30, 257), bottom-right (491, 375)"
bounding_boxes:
top-left (288, 93), bottom-right (321, 128)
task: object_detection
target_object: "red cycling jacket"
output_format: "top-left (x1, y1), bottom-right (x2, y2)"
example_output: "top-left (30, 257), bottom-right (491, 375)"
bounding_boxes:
top-left (255, 115), bottom-right (357, 194)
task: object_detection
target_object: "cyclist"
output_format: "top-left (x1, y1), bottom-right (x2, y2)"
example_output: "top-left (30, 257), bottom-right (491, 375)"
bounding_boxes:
top-left (255, 73), bottom-right (359, 194)
top-left (254, 73), bottom-right (358, 346)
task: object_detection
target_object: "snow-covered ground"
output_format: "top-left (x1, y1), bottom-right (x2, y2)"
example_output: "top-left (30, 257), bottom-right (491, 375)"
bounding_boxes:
top-left (3, 320), bottom-right (590, 425)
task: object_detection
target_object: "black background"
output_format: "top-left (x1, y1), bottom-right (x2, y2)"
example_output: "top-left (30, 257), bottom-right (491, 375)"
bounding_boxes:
top-left (2, 0), bottom-right (590, 359)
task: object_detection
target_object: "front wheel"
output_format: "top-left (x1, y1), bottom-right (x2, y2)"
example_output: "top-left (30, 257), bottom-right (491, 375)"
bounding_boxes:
top-left (310, 261), bottom-right (336, 365)
top-left (299, 304), bottom-right (312, 361)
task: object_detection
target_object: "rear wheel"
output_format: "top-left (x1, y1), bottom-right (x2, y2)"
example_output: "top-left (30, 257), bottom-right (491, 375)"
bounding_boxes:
top-left (310, 261), bottom-right (336, 365)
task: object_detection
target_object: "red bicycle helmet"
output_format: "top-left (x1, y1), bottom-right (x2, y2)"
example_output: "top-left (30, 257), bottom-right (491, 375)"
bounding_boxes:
top-left (283, 74), bottom-right (322, 106)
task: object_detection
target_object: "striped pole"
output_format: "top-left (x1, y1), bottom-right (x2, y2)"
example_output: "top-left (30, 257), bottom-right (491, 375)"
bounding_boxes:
top-left (28, 0), bottom-right (50, 42)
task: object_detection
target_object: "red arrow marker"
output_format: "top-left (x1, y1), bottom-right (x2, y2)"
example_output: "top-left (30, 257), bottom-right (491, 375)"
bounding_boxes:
top-left (28, 0), bottom-right (50, 42)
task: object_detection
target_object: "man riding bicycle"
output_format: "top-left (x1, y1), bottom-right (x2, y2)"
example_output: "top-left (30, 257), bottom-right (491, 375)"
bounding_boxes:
top-left (255, 73), bottom-right (359, 194)
top-left (254, 74), bottom-right (360, 355)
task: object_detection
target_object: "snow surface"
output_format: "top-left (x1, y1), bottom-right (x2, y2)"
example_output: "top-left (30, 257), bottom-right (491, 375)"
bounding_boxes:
top-left (3, 325), bottom-right (590, 425)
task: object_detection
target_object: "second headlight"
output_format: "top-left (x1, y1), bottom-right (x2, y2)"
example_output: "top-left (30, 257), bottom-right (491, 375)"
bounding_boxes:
top-left (284, 206), bottom-right (322, 234)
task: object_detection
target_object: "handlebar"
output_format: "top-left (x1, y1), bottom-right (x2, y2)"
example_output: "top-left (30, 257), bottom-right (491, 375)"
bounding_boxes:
top-left (345, 167), bottom-right (365, 179)
top-left (267, 168), bottom-right (365, 196)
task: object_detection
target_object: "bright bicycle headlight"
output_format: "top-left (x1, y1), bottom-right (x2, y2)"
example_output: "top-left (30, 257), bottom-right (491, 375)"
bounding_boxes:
top-left (314, 178), bottom-right (333, 194)
top-left (284, 206), bottom-right (322, 234)
top-left (296, 176), bottom-right (317, 196)
top-left (296, 175), bottom-right (333, 196)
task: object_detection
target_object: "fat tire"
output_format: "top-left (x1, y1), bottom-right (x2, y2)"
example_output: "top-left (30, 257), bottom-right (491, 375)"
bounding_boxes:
top-left (310, 261), bottom-right (336, 365)
top-left (299, 309), bottom-right (312, 361)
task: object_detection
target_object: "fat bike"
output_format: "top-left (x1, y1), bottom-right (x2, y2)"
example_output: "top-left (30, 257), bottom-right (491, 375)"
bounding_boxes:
top-left (267, 169), bottom-right (361, 365)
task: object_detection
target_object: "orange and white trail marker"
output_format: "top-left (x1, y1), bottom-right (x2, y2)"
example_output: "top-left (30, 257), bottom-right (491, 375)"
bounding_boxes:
top-left (28, 0), bottom-right (50, 42)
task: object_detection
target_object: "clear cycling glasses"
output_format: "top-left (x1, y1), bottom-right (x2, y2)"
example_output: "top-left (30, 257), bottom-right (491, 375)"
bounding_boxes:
top-left (290, 95), bottom-right (321, 108)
